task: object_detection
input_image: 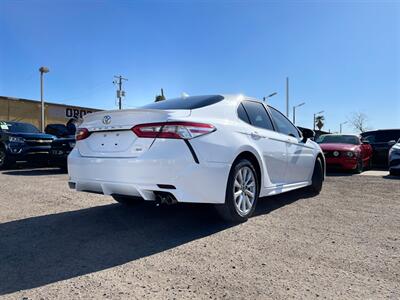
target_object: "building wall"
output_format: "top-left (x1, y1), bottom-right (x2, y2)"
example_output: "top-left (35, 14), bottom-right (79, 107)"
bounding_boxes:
top-left (0, 96), bottom-right (101, 128)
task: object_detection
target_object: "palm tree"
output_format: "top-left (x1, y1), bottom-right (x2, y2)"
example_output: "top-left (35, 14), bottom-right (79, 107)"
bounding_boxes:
top-left (315, 115), bottom-right (325, 130)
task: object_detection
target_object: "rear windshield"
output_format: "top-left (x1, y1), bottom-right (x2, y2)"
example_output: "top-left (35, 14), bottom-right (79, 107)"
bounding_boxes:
top-left (141, 95), bottom-right (224, 110)
top-left (317, 135), bottom-right (360, 145)
top-left (0, 121), bottom-right (40, 133)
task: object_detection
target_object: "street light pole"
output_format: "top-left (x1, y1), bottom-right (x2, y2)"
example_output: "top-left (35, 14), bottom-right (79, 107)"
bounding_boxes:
top-left (292, 102), bottom-right (305, 124)
top-left (263, 92), bottom-right (277, 102)
top-left (340, 121), bottom-right (348, 133)
top-left (39, 66), bottom-right (49, 132)
top-left (313, 110), bottom-right (324, 131)
top-left (286, 77), bottom-right (289, 117)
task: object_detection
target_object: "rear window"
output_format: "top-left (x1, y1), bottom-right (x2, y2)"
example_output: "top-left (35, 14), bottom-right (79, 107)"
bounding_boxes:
top-left (242, 101), bottom-right (274, 131)
top-left (141, 95), bottom-right (224, 110)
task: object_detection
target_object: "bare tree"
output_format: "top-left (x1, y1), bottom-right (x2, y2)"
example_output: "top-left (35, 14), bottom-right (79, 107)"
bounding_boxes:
top-left (348, 112), bottom-right (369, 133)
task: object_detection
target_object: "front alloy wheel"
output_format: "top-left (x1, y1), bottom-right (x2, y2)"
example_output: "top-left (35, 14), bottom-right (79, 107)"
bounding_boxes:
top-left (0, 148), bottom-right (5, 168)
top-left (354, 158), bottom-right (363, 174)
top-left (217, 159), bottom-right (259, 222)
top-left (0, 148), bottom-right (12, 169)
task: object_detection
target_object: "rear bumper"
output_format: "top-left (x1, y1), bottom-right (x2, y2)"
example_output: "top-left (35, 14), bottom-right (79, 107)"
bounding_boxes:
top-left (325, 157), bottom-right (358, 170)
top-left (67, 140), bottom-right (231, 204)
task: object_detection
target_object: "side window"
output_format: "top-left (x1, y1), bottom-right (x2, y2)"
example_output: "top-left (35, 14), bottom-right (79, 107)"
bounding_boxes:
top-left (237, 103), bottom-right (250, 124)
top-left (241, 101), bottom-right (274, 130)
top-left (269, 106), bottom-right (301, 138)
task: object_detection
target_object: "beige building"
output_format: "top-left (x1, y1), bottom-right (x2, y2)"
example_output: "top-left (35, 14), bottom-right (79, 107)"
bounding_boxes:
top-left (0, 96), bottom-right (101, 129)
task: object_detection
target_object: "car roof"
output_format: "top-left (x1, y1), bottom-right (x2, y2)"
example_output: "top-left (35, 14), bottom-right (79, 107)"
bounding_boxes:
top-left (361, 129), bottom-right (400, 135)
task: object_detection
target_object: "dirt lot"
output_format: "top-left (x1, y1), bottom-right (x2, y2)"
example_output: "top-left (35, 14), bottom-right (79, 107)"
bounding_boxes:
top-left (0, 168), bottom-right (399, 299)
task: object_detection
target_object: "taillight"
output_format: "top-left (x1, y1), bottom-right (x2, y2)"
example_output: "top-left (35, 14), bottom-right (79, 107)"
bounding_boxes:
top-left (132, 122), bottom-right (216, 139)
top-left (76, 128), bottom-right (90, 141)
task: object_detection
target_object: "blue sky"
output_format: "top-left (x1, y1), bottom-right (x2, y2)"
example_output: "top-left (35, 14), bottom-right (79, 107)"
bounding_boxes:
top-left (0, 0), bottom-right (399, 132)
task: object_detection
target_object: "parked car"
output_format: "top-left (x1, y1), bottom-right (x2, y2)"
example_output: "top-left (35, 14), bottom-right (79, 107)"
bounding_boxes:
top-left (47, 122), bottom-right (77, 170)
top-left (389, 139), bottom-right (400, 176)
top-left (50, 136), bottom-right (75, 170)
top-left (0, 121), bottom-right (55, 169)
top-left (360, 129), bottom-right (400, 167)
top-left (316, 134), bottom-right (373, 173)
top-left (45, 123), bottom-right (70, 138)
top-left (68, 94), bottom-right (325, 222)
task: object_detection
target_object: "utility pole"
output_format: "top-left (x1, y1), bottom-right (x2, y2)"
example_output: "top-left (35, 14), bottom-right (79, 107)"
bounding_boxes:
top-left (113, 75), bottom-right (128, 110)
top-left (39, 66), bottom-right (49, 132)
top-left (286, 77), bottom-right (289, 117)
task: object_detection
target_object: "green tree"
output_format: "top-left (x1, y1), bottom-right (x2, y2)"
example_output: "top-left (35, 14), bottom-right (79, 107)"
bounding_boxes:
top-left (155, 88), bottom-right (166, 102)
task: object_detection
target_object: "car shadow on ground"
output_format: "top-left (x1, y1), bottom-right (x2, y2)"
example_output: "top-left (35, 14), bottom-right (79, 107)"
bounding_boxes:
top-left (383, 175), bottom-right (400, 180)
top-left (0, 187), bottom-right (313, 295)
top-left (1, 167), bottom-right (65, 176)
top-left (325, 170), bottom-right (355, 177)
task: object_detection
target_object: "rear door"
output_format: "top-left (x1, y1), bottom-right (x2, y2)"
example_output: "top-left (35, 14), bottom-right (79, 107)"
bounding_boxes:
top-left (77, 109), bottom-right (190, 158)
top-left (241, 101), bottom-right (288, 186)
top-left (268, 106), bottom-right (315, 184)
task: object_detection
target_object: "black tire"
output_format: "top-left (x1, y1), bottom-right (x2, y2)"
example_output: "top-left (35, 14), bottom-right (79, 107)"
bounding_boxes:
top-left (366, 158), bottom-right (372, 170)
top-left (309, 157), bottom-right (324, 194)
top-left (216, 158), bottom-right (259, 223)
top-left (0, 147), bottom-right (14, 170)
top-left (354, 158), bottom-right (363, 174)
top-left (112, 195), bottom-right (144, 205)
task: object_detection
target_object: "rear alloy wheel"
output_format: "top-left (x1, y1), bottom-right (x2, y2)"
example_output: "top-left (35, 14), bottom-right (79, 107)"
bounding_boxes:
top-left (112, 195), bottom-right (144, 205)
top-left (309, 157), bottom-right (324, 194)
top-left (217, 159), bottom-right (259, 222)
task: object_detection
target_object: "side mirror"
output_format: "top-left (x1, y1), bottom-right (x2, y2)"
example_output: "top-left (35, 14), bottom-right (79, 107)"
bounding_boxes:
top-left (361, 139), bottom-right (369, 145)
top-left (299, 128), bottom-right (315, 143)
top-left (388, 140), bottom-right (396, 146)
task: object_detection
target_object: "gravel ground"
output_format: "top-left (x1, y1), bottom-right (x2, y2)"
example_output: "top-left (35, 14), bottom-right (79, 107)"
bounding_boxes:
top-left (0, 167), bottom-right (399, 299)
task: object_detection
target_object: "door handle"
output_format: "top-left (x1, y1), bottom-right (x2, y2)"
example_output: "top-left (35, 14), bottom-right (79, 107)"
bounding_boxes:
top-left (251, 131), bottom-right (262, 139)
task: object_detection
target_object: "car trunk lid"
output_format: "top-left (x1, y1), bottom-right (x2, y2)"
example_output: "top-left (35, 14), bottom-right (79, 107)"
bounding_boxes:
top-left (77, 109), bottom-right (190, 158)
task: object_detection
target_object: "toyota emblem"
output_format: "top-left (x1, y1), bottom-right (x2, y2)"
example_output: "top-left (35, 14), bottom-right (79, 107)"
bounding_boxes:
top-left (102, 115), bottom-right (112, 125)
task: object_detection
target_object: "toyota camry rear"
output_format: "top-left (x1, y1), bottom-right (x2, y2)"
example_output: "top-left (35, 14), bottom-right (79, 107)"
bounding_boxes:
top-left (68, 94), bottom-right (325, 222)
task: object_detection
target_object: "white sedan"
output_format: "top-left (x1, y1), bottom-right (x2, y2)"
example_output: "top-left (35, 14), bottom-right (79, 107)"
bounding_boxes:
top-left (68, 94), bottom-right (325, 222)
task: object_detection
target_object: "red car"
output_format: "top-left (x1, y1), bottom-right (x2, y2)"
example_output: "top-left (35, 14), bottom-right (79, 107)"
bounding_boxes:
top-left (317, 134), bottom-right (373, 173)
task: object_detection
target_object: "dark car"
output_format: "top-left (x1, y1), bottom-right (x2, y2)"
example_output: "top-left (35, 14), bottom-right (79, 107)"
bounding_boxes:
top-left (45, 123), bottom-right (70, 138)
top-left (50, 136), bottom-right (75, 170)
top-left (360, 129), bottom-right (400, 167)
top-left (48, 123), bottom-right (77, 170)
top-left (0, 121), bottom-right (56, 169)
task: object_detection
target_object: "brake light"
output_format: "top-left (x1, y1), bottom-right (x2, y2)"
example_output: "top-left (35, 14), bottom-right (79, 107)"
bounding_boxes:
top-left (76, 128), bottom-right (90, 141)
top-left (132, 122), bottom-right (216, 139)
